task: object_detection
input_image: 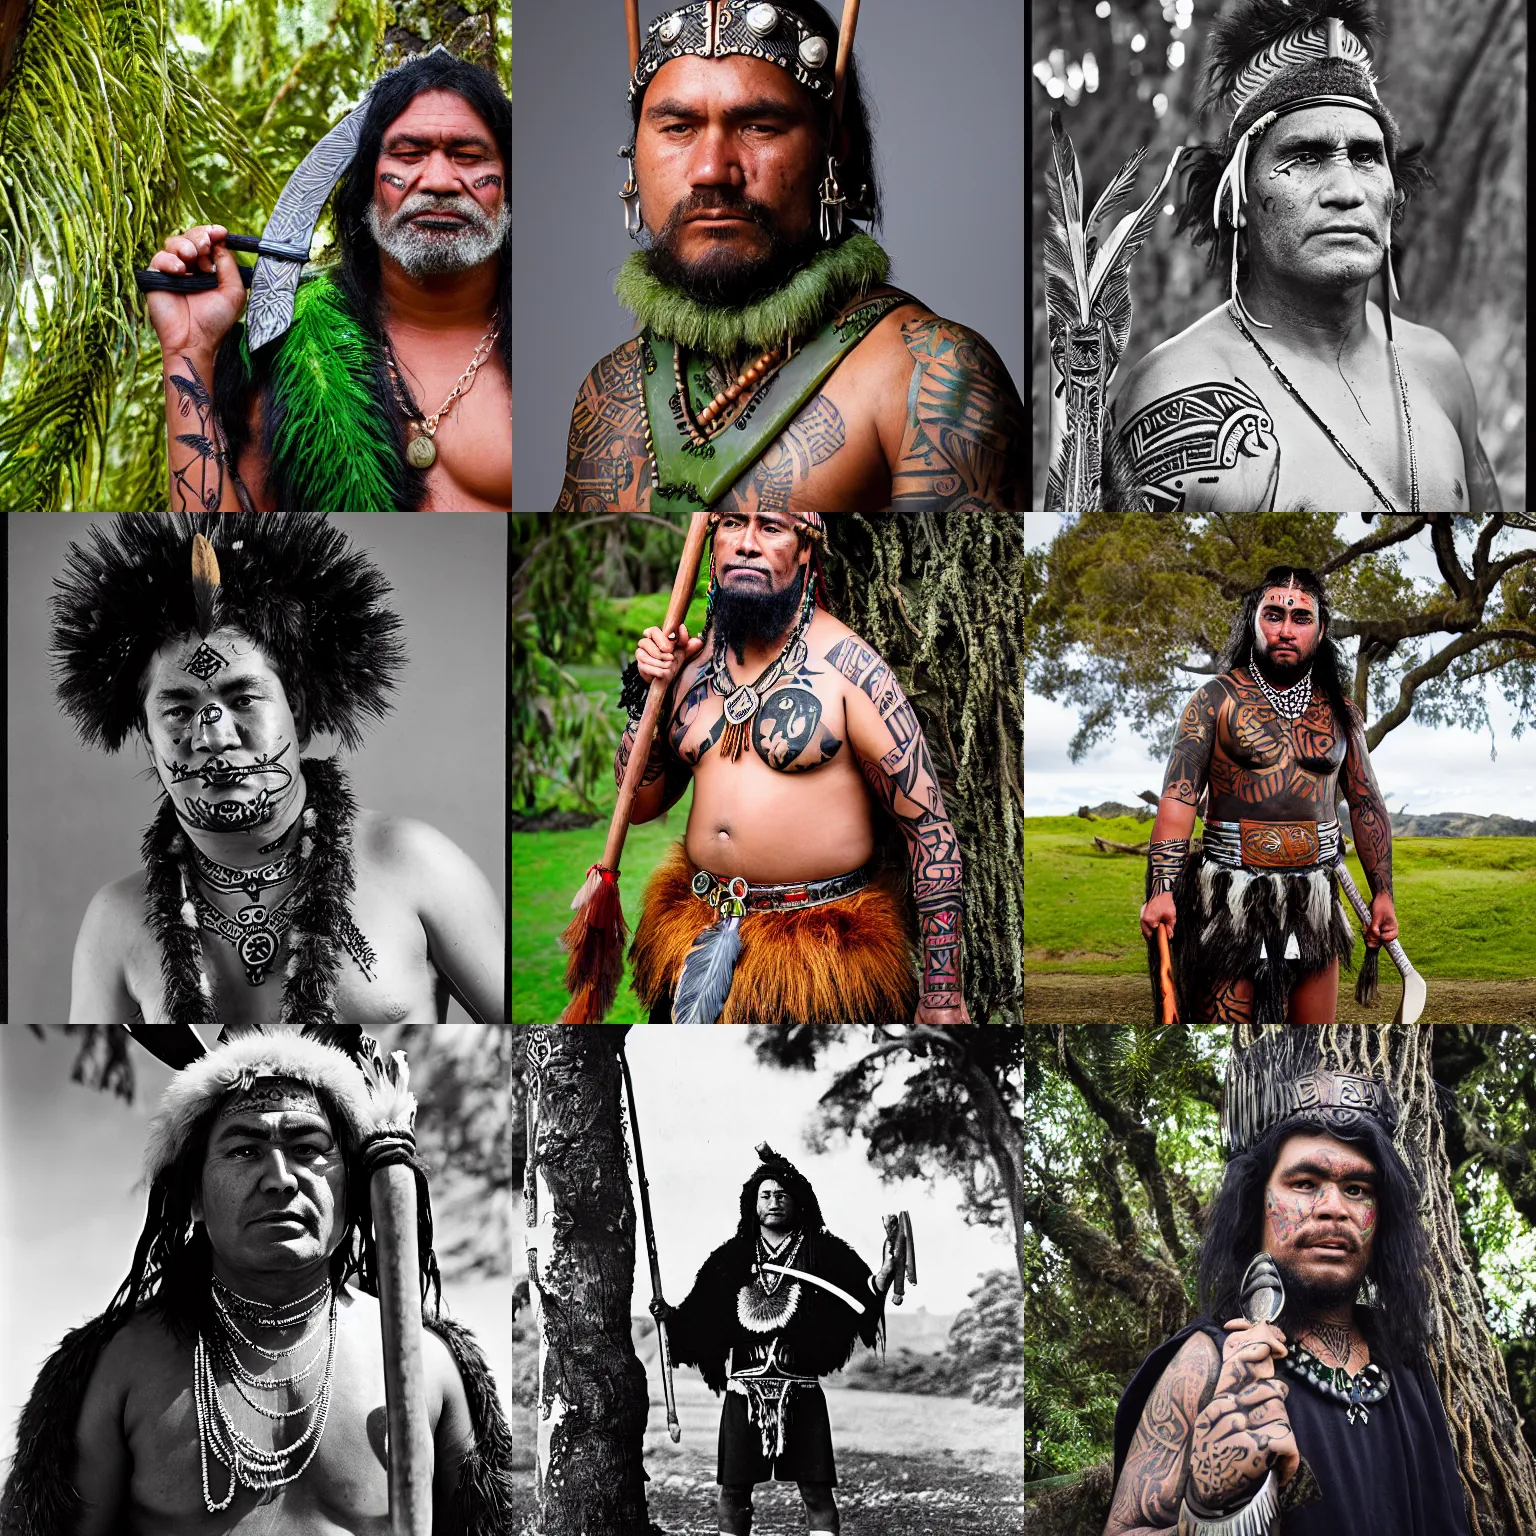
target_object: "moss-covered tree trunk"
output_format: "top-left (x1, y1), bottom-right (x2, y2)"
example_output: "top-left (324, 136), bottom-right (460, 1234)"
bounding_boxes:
top-left (381, 0), bottom-right (499, 73)
top-left (1235, 1025), bottom-right (1536, 1536)
top-left (523, 1026), bottom-right (652, 1536)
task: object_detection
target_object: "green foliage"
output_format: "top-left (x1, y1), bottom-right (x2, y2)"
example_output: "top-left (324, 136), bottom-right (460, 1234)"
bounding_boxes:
top-left (948, 1268), bottom-right (1025, 1409)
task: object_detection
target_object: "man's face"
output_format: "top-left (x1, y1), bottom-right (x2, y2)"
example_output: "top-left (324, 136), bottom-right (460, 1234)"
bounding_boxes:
top-left (1245, 103), bottom-right (1395, 293)
top-left (757, 1178), bottom-right (797, 1231)
top-left (140, 628), bottom-right (304, 839)
top-left (1253, 583), bottom-right (1322, 674)
top-left (635, 55), bottom-right (825, 303)
top-left (367, 88), bottom-right (509, 279)
top-left (1262, 1131), bottom-right (1379, 1305)
top-left (712, 513), bottom-right (811, 657)
top-left (194, 1086), bottom-right (348, 1278)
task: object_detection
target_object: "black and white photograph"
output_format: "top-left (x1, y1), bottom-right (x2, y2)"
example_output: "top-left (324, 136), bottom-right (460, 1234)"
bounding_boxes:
top-left (0, 1023), bottom-right (516, 1533)
top-left (1032, 0), bottom-right (1526, 513)
top-left (513, 1025), bottom-right (1025, 1534)
top-left (6, 511), bottom-right (508, 1026)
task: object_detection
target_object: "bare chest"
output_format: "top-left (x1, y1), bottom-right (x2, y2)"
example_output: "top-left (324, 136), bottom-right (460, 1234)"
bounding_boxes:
top-left (1209, 686), bottom-right (1346, 817)
top-left (390, 336), bottom-right (510, 510)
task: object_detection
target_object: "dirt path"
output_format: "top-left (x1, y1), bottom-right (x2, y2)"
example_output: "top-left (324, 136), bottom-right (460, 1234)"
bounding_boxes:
top-left (1024, 974), bottom-right (1536, 1023)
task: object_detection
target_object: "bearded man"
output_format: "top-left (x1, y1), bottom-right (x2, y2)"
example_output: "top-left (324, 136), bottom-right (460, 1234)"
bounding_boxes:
top-left (1139, 566), bottom-right (1396, 1024)
top-left (54, 512), bottom-right (505, 1025)
top-left (622, 510), bottom-right (968, 1024)
top-left (556, 0), bottom-right (1025, 515)
top-left (653, 1144), bottom-right (901, 1536)
top-left (0, 1027), bottom-right (515, 1535)
top-left (1109, 0), bottom-right (1501, 514)
top-left (1104, 1031), bottom-right (1469, 1536)
top-left (144, 48), bottom-right (510, 512)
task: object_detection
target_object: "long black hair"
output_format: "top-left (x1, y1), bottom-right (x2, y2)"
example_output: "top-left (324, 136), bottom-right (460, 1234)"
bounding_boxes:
top-left (1198, 1111), bottom-right (1432, 1365)
top-left (628, 0), bottom-right (883, 229)
top-left (1218, 565), bottom-right (1354, 738)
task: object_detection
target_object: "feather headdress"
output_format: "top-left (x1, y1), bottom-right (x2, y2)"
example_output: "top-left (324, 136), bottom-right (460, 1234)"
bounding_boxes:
top-left (52, 511), bottom-right (405, 752)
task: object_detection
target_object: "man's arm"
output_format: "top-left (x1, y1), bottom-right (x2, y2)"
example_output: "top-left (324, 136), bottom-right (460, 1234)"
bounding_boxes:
top-left (554, 340), bottom-right (651, 512)
top-left (617, 707), bottom-right (692, 825)
top-left (890, 316), bottom-right (1026, 512)
top-left (71, 1325), bottom-right (133, 1536)
top-left (830, 635), bottom-right (968, 1023)
top-left (1140, 682), bottom-right (1222, 939)
top-left (70, 881), bottom-right (137, 1024)
top-left (1340, 702), bottom-right (1392, 898)
top-left (394, 819), bottom-right (505, 1022)
top-left (427, 1329), bottom-right (476, 1525)
top-left (1104, 1332), bottom-right (1221, 1536)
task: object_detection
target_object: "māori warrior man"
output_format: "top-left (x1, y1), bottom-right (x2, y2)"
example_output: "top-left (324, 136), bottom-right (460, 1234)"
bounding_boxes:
top-left (1110, 0), bottom-right (1501, 514)
top-left (1139, 566), bottom-right (1397, 1024)
top-left (1104, 1031), bottom-right (1469, 1536)
top-left (653, 1144), bottom-right (902, 1536)
top-left (54, 512), bottom-right (505, 1024)
top-left (0, 1028), bottom-right (514, 1535)
top-left (623, 510), bottom-right (968, 1023)
top-left (557, 0), bottom-right (1025, 515)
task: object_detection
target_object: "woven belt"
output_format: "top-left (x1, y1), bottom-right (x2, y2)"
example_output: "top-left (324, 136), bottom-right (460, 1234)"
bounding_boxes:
top-left (689, 863), bottom-right (872, 916)
top-left (1204, 819), bottom-right (1340, 872)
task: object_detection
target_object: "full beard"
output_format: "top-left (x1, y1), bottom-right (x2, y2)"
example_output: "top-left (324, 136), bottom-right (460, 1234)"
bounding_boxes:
top-left (1275, 1253), bottom-right (1363, 1321)
top-left (713, 567), bottom-right (807, 664)
top-left (644, 189), bottom-right (824, 310)
top-left (366, 195), bottom-right (510, 278)
top-left (1252, 635), bottom-right (1317, 688)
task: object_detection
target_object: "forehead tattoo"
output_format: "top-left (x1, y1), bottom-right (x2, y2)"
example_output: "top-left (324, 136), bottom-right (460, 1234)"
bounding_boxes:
top-left (184, 643), bottom-right (229, 681)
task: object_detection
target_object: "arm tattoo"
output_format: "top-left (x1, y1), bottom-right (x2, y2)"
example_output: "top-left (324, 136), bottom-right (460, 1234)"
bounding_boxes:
top-left (891, 317), bottom-right (1026, 512)
top-left (1118, 379), bottom-right (1278, 512)
top-left (1341, 704), bottom-right (1393, 895)
top-left (716, 396), bottom-right (845, 515)
top-left (168, 356), bottom-right (225, 512)
top-left (1106, 1337), bottom-right (1220, 1535)
top-left (1149, 839), bottom-right (1188, 897)
top-left (556, 341), bottom-right (651, 512)
top-left (1163, 686), bottom-right (1219, 807)
top-left (615, 718), bottom-right (667, 789)
top-left (828, 636), bottom-right (964, 1011)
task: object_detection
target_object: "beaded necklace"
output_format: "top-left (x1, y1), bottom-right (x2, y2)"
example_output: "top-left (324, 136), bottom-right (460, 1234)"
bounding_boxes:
top-left (674, 344), bottom-right (785, 448)
top-left (1251, 664), bottom-right (1314, 722)
top-left (1228, 303), bottom-right (1419, 515)
top-left (1283, 1339), bottom-right (1391, 1425)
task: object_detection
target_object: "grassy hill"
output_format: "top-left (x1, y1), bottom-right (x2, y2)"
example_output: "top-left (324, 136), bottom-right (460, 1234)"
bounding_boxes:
top-left (1025, 816), bottom-right (1536, 979)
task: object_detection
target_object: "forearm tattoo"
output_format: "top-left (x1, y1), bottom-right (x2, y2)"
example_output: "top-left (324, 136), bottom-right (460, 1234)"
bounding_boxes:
top-left (1149, 839), bottom-right (1188, 896)
top-left (556, 341), bottom-right (651, 512)
top-left (1163, 685), bottom-right (1218, 806)
top-left (1341, 706), bottom-right (1393, 895)
top-left (168, 355), bottom-right (225, 512)
top-left (828, 636), bottom-right (964, 1011)
top-left (615, 718), bottom-right (667, 789)
top-left (891, 317), bottom-right (1026, 512)
top-left (716, 396), bottom-right (845, 515)
top-left (1118, 378), bottom-right (1279, 512)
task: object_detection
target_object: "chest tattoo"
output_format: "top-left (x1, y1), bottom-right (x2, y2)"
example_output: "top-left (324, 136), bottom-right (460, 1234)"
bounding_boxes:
top-left (751, 687), bottom-right (843, 771)
top-left (1211, 679), bottom-right (1345, 811)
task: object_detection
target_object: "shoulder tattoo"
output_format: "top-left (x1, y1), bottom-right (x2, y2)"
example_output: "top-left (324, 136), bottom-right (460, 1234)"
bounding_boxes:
top-left (891, 316), bottom-right (1026, 512)
top-left (556, 340), bottom-right (650, 512)
top-left (1162, 683), bottom-right (1222, 806)
top-left (1118, 377), bottom-right (1279, 511)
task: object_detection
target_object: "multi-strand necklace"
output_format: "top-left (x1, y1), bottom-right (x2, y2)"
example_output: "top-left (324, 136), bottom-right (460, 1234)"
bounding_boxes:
top-left (386, 319), bottom-right (502, 470)
top-left (739, 1230), bottom-right (804, 1333)
top-left (709, 578), bottom-right (817, 761)
top-left (1251, 663), bottom-right (1314, 721)
top-left (1284, 1329), bottom-right (1390, 1426)
top-left (195, 1276), bottom-right (339, 1510)
top-left (674, 344), bottom-right (784, 450)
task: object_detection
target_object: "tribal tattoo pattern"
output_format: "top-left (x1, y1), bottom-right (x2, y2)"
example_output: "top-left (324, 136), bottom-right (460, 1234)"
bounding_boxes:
top-left (1118, 378), bottom-right (1280, 512)
top-left (751, 686), bottom-right (843, 771)
top-left (557, 340), bottom-right (651, 512)
top-left (616, 716), bottom-right (669, 789)
top-left (162, 743), bottom-right (295, 790)
top-left (184, 643), bottom-right (229, 681)
top-left (828, 636), bottom-right (964, 1013)
top-left (1341, 702), bottom-right (1394, 896)
top-left (1149, 839), bottom-right (1188, 896)
top-left (716, 396), bottom-right (846, 516)
top-left (181, 788), bottom-right (282, 832)
top-left (891, 318), bottom-right (1026, 513)
top-left (168, 356), bottom-right (227, 513)
top-left (1162, 681), bottom-right (1220, 806)
top-left (668, 666), bottom-right (727, 767)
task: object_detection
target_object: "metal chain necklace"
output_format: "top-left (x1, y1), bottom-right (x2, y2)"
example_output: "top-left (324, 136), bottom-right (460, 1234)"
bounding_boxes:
top-left (386, 319), bottom-right (502, 470)
top-left (1229, 303), bottom-right (1419, 515)
top-left (1251, 662), bottom-right (1314, 721)
top-left (709, 579), bottom-right (817, 761)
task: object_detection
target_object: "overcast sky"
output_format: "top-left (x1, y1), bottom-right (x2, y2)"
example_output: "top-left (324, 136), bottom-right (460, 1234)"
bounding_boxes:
top-left (1024, 515), bottom-right (1536, 818)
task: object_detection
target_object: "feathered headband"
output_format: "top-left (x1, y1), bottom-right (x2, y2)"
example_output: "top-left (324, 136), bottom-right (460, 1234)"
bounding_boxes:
top-left (1222, 1029), bottom-right (1399, 1159)
top-left (51, 512), bottom-right (405, 753)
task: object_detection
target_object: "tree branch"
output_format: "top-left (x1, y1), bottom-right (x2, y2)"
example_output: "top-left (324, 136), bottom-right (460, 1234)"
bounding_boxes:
top-left (1429, 515), bottom-right (1474, 601)
top-left (1317, 515), bottom-right (1431, 578)
top-left (1365, 629), bottom-right (1536, 748)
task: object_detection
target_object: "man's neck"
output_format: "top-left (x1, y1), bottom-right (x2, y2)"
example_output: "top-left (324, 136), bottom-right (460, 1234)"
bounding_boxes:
top-left (180, 770), bottom-right (308, 870)
top-left (211, 1255), bottom-right (338, 1315)
top-left (1237, 266), bottom-right (1378, 363)
top-left (379, 251), bottom-right (499, 337)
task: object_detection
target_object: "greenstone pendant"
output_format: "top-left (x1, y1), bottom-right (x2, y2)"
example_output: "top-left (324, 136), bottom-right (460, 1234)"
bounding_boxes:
top-left (407, 432), bottom-right (437, 470)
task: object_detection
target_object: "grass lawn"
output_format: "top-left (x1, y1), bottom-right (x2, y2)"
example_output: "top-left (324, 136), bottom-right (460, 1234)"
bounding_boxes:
top-left (1024, 816), bottom-right (1536, 980)
top-left (511, 787), bottom-right (694, 1023)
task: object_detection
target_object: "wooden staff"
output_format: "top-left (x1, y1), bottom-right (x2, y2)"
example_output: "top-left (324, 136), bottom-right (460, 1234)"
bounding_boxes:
top-left (625, 0), bottom-right (641, 72)
top-left (374, 1163), bottom-right (433, 1536)
top-left (560, 512), bottom-right (713, 1023)
top-left (834, 0), bottom-right (862, 120)
top-left (1156, 926), bottom-right (1179, 1026)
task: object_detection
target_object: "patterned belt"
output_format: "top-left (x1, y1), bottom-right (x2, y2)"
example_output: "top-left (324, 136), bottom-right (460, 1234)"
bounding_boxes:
top-left (689, 863), bottom-right (872, 916)
top-left (1204, 819), bottom-right (1341, 872)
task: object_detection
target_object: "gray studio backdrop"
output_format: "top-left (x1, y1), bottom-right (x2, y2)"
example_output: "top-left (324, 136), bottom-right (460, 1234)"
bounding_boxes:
top-left (513, 0), bottom-right (1026, 510)
top-left (6, 513), bottom-right (507, 1025)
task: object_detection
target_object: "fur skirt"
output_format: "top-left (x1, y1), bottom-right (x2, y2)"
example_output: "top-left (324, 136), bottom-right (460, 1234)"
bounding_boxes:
top-left (630, 842), bottom-right (918, 1024)
top-left (1162, 850), bottom-right (1356, 1024)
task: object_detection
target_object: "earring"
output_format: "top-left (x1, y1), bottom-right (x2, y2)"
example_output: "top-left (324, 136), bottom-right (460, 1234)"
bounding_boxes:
top-left (818, 155), bottom-right (846, 243)
top-left (618, 145), bottom-right (642, 239)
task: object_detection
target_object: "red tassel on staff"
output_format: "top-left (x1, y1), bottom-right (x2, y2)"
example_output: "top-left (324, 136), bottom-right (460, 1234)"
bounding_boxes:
top-left (560, 865), bottom-right (628, 1024)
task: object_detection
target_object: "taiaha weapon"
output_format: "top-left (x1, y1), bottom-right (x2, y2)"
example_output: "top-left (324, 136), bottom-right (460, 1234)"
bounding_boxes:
top-left (1155, 927), bottom-right (1180, 1025)
top-left (1043, 110), bottom-right (1183, 513)
top-left (1333, 857), bottom-right (1426, 1024)
top-left (620, 1045), bottom-right (681, 1442)
top-left (833, 0), bottom-right (862, 120)
top-left (625, 0), bottom-right (642, 71)
top-left (560, 511), bottom-right (712, 1023)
